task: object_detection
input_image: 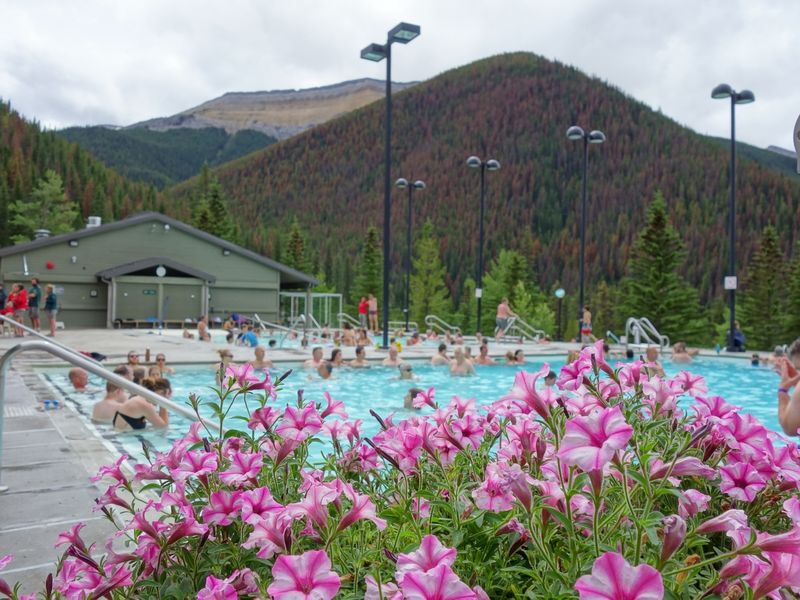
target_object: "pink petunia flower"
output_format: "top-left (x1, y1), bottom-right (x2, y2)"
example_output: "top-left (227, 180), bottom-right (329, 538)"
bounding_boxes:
top-left (197, 574), bottom-right (237, 600)
top-left (641, 377), bottom-right (681, 415)
top-left (91, 454), bottom-right (129, 484)
top-left (783, 497), bottom-right (800, 525)
top-left (413, 387), bottom-right (437, 409)
top-left (240, 487), bottom-right (283, 524)
top-left (276, 405), bottom-right (323, 442)
top-left (696, 509), bottom-right (749, 534)
top-left (558, 405), bottom-right (633, 473)
top-left (0, 555), bottom-right (11, 570)
top-left (219, 451), bottom-right (263, 487)
top-left (242, 512), bottom-right (293, 560)
top-left (557, 357), bottom-right (592, 392)
top-left (472, 463), bottom-right (515, 513)
top-left (719, 461), bottom-right (766, 502)
top-left (286, 483), bottom-right (339, 531)
top-left (401, 564), bottom-right (476, 600)
top-left (575, 552), bottom-right (663, 600)
top-left (395, 535), bottom-right (457, 584)
top-left (54, 522), bottom-right (88, 552)
top-left (649, 457), bottom-right (716, 480)
top-left (320, 391), bottom-right (348, 419)
top-left (678, 489), bottom-right (711, 519)
top-left (336, 487), bottom-right (387, 532)
top-left (248, 406), bottom-right (281, 431)
top-left (412, 497), bottom-right (431, 519)
top-left (201, 490), bottom-right (243, 526)
top-left (500, 365), bottom-right (555, 419)
top-left (365, 575), bottom-right (402, 600)
top-left (267, 550), bottom-right (341, 600)
top-left (171, 450), bottom-right (218, 482)
top-left (223, 363), bottom-right (275, 396)
top-left (673, 371), bottom-right (707, 397)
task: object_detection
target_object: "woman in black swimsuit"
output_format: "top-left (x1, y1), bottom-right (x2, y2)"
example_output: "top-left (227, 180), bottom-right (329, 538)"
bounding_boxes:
top-left (112, 377), bottom-right (170, 431)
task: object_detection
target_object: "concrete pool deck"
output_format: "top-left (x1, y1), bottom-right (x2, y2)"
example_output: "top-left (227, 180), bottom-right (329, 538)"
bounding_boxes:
top-left (0, 326), bottom-right (752, 590)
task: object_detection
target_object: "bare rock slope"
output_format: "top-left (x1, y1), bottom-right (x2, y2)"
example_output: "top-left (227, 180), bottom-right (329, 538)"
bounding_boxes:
top-left (131, 78), bottom-right (415, 140)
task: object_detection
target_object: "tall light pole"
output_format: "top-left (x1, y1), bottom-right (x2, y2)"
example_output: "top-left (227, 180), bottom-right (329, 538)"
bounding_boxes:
top-left (566, 126), bottom-right (605, 342)
top-left (396, 178), bottom-right (426, 331)
top-left (711, 84), bottom-right (754, 352)
top-left (555, 288), bottom-right (566, 341)
top-left (466, 156), bottom-right (501, 334)
top-left (361, 22), bottom-right (421, 349)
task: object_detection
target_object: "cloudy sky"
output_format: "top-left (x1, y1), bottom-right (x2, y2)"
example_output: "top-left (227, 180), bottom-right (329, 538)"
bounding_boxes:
top-left (1, 0), bottom-right (796, 150)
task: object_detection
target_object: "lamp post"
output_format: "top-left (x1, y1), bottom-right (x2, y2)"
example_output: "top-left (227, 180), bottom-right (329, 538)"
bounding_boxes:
top-left (711, 83), bottom-right (754, 352)
top-left (396, 178), bottom-right (426, 331)
top-left (566, 126), bottom-right (605, 342)
top-left (360, 23), bottom-right (421, 349)
top-left (555, 288), bottom-right (565, 341)
top-left (466, 156), bottom-right (501, 334)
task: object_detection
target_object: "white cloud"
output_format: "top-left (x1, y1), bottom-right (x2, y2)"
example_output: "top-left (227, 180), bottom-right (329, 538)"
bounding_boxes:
top-left (0, 0), bottom-right (796, 148)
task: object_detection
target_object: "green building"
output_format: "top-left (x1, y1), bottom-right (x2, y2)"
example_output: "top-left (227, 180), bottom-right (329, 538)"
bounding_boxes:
top-left (0, 212), bottom-right (317, 328)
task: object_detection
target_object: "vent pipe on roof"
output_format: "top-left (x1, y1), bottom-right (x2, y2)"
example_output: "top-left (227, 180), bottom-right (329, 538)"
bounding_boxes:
top-left (86, 216), bottom-right (102, 228)
top-left (33, 229), bottom-right (51, 239)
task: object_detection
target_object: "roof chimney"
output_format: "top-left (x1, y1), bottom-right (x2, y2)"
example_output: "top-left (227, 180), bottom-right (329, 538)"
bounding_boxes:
top-left (33, 229), bottom-right (51, 239)
top-left (86, 216), bottom-right (102, 229)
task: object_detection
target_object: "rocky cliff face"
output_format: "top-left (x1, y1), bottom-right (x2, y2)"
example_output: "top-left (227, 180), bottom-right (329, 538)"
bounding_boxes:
top-left (130, 78), bottom-right (415, 140)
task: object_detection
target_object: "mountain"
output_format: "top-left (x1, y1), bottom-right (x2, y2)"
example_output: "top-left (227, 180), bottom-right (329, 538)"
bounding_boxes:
top-left (0, 100), bottom-right (158, 246)
top-left (56, 126), bottom-right (277, 188)
top-left (131, 78), bottom-right (416, 140)
top-left (168, 52), bottom-right (800, 305)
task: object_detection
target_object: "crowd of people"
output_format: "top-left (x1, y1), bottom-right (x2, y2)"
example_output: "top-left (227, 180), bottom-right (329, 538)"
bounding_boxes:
top-left (0, 278), bottom-right (59, 337)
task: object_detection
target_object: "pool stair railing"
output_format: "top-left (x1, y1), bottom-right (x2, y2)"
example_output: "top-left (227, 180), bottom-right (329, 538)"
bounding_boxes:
top-left (0, 314), bottom-right (104, 367)
top-left (504, 316), bottom-right (546, 342)
top-left (0, 339), bottom-right (222, 494)
top-left (424, 314), bottom-right (462, 336)
top-left (337, 312), bottom-right (361, 329)
top-left (625, 317), bottom-right (670, 350)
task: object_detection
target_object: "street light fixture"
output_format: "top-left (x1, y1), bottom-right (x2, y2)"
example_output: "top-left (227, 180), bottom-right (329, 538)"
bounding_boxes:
top-left (395, 178), bottom-right (426, 331)
top-left (360, 22), bottom-right (421, 349)
top-left (711, 83), bottom-right (754, 352)
top-left (566, 125), bottom-right (605, 342)
top-left (466, 155), bottom-right (501, 334)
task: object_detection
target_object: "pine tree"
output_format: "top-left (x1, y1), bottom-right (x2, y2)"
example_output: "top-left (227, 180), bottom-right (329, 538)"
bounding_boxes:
top-left (480, 249), bottom-right (538, 328)
top-left (785, 241), bottom-right (800, 340)
top-left (456, 277), bottom-right (477, 333)
top-left (740, 226), bottom-right (786, 349)
top-left (206, 183), bottom-right (237, 242)
top-left (622, 192), bottom-right (709, 344)
top-left (352, 226), bottom-right (383, 302)
top-left (9, 170), bottom-right (79, 243)
top-left (410, 220), bottom-right (450, 325)
top-left (284, 218), bottom-right (311, 274)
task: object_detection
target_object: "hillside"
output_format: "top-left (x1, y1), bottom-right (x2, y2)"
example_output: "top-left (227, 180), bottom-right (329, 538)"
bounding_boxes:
top-left (169, 52), bottom-right (800, 304)
top-left (0, 100), bottom-right (159, 246)
top-left (131, 78), bottom-right (415, 140)
top-left (57, 126), bottom-right (277, 188)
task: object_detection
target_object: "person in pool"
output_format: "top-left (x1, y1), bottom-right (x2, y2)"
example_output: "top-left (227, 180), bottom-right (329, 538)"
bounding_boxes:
top-left (316, 362), bottom-right (334, 380)
top-left (671, 342), bottom-right (699, 364)
top-left (150, 353), bottom-right (175, 377)
top-left (398, 363), bottom-right (417, 380)
top-left (404, 387), bottom-right (424, 410)
top-left (349, 345), bottom-right (370, 368)
top-left (303, 347), bottom-right (325, 369)
top-left (776, 339), bottom-right (800, 436)
top-left (474, 343), bottom-right (496, 365)
top-left (644, 346), bottom-right (666, 378)
top-left (215, 349), bottom-right (235, 384)
top-left (450, 347), bottom-right (475, 377)
top-left (431, 343), bottom-right (449, 366)
top-left (544, 370), bottom-right (557, 387)
top-left (513, 349), bottom-right (526, 365)
top-left (382, 346), bottom-right (404, 367)
top-left (112, 377), bottom-right (170, 431)
top-left (92, 379), bottom-right (128, 423)
top-left (249, 346), bottom-right (273, 371)
top-left (329, 348), bottom-right (345, 368)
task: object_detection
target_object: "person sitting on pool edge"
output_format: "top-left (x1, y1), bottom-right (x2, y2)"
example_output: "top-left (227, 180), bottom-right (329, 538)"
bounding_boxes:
top-left (112, 377), bottom-right (170, 431)
top-left (776, 339), bottom-right (800, 436)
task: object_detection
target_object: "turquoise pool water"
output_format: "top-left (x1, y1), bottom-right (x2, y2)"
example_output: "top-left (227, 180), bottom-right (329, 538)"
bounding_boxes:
top-left (44, 356), bottom-right (785, 462)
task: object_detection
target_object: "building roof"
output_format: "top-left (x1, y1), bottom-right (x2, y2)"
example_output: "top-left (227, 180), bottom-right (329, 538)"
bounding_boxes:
top-left (96, 256), bottom-right (217, 282)
top-left (0, 212), bottom-right (318, 286)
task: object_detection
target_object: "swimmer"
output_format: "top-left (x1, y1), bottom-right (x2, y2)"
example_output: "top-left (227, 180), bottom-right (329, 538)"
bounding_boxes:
top-left (464, 347), bottom-right (475, 363)
top-left (303, 347), bottom-right (325, 369)
top-left (644, 346), bottom-right (666, 378)
top-left (316, 362), bottom-right (334, 380)
top-left (112, 377), bottom-right (170, 431)
top-left (504, 351), bottom-right (516, 365)
top-left (215, 349), bottom-right (235, 385)
top-left (68, 367), bottom-right (91, 393)
top-left (671, 342), bottom-right (698, 364)
top-left (342, 323), bottom-right (356, 346)
top-left (566, 350), bottom-right (580, 364)
top-left (349, 345), bottom-right (370, 368)
top-left (150, 353), bottom-right (175, 377)
top-left (382, 346), bottom-right (404, 367)
top-left (777, 339), bottom-right (800, 436)
top-left (329, 348), bottom-right (345, 368)
top-left (431, 343), bottom-right (450, 366)
top-left (91, 365), bottom-right (132, 422)
top-left (450, 347), bottom-right (475, 377)
top-left (474, 344), bottom-right (496, 365)
top-left (398, 363), bottom-right (417, 380)
top-left (513, 349), bottom-right (526, 365)
top-left (249, 346), bottom-right (273, 371)
top-left (123, 351), bottom-right (140, 378)
top-left (544, 370), bottom-right (557, 387)
top-left (407, 332), bottom-right (421, 346)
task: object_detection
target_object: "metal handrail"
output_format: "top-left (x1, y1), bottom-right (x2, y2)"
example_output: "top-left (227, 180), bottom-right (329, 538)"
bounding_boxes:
top-left (0, 340), bottom-right (221, 493)
top-left (389, 320), bottom-right (419, 331)
top-left (606, 330), bottom-right (621, 344)
top-left (0, 314), bottom-right (104, 367)
top-left (278, 314), bottom-right (307, 346)
top-left (424, 314), bottom-right (462, 335)
top-left (337, 312), bottom-right (361, 328)
top-left (504, 316), bottom-right (546, 341)
top-left (625, 317), bottom-right (670, 349)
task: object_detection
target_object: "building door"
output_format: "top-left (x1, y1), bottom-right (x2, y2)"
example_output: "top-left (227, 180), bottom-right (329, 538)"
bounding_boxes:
top-left (115, 281), bottom-right (159, 321)
top-left (161, 283), bottom-right (202, 322)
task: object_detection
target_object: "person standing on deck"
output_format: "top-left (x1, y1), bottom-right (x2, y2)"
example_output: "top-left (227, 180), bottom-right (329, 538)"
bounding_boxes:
top-left (581, 305), bottom-right (595, 344)
top-left (368, 294), bottom-right (379, 334)
top-left (28, 277), bottom-right (41, 331)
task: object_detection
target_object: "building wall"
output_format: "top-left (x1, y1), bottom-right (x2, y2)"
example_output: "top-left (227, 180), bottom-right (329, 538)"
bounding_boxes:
top-left (0, 220), bottom-right (285, 328)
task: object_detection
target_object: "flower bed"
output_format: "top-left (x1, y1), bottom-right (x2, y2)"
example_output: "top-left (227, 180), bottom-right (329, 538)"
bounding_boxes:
top-left (2, 340), bottom-right (800, 599)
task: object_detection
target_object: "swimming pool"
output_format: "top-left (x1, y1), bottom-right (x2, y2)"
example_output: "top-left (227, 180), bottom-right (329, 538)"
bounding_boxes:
top-left (44, 356), bottom-right (786, 462)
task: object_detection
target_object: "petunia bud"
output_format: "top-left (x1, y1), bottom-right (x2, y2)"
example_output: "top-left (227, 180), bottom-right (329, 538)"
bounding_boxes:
top-left (660, 515), bottom-right (686, 564)
top-left (276, 369), bottom-right (292, 384)
top-left (535, 437), bottom-right (547, 462)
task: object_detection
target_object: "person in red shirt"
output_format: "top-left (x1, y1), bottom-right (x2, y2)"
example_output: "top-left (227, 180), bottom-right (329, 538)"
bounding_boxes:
top-left (7, 283), bottom-right (27, 337)
top-left (357, 297), bottom-right (368, 329)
